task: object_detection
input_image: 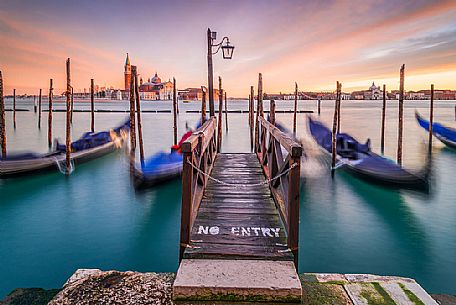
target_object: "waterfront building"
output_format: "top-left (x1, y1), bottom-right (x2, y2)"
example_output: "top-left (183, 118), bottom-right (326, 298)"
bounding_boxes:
top-left (139, 73), bottom-right (174, 100)
top-left (124, 53), bottom-right (131, 92)
top-left (178, 87), bottom-right (219, 101)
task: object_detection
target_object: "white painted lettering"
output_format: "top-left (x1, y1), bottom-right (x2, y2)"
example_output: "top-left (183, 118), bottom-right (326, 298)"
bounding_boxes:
top-left (252, 227), bottom-right (260, 236)
top-left (209, 226), bottom-right (219, 235)
top-left (241, 227), bottom-right (251, 236)
top-left (231, 227), bottom-right (240, 236)
top-left (271, 228), bottom-right (280, 237)
top-left (261, 228), bottom-right (273, 237)
top-left (198, 226), bottom-right (209, 235)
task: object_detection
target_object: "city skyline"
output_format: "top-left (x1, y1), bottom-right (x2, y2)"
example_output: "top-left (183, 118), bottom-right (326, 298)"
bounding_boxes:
top-left (1, 0), bottom-right (456, 96)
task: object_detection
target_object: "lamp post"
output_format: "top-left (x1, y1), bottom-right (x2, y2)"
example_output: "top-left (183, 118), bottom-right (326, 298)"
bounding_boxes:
top-left (207, 28), bottom-right (234, 117)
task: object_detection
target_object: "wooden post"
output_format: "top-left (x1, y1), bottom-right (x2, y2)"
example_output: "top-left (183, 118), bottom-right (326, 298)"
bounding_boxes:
top-left (250, 87), bottom-right (254, 152)
top-left (258, 73), bottom-right (264, 117)
top-left (336, 86), bottom-right (341, 134)
top-left (254, 83), bottom-right (260, 152)
top-left (176, 80), bottom-right (179, 115)
top-left (397, 64), bottom-right (405, 166)
top-left (65, 58), bottom-right (71, 175)
top-left (428, 84), bottom-right (434, 153)
top-left (70, 87), bottom-right (74, 124)
top-left (201, 86), bottom-right (206, 124)
top-left (173, 77), bottom-right (178, 146)
top-left (293, 82), bottom-right (297, 134)
top-left (270, 99), bottom-right (276, 125)
top-left (134, 67), bottom-right (145, 166)
top-left (180, 147), bottom-right (193, 261)
top-left (34, 95), bottom-right (37, 113)
top-left (381, 84), bottom-right (386, 154)
top-left (224, 91), bottom-right (228, 132)
top-left (129, 66), bottom-right (136, 173)
top-left (38, 89), bottom-right (42, 129)
top-left (90, 79), bottom-right (95, 132)
top-left (207, 28), bottom-right (215, 117)
top-left (318, 99), bottom-right (321, 115)
top-left (13, 89), bottom-right (16, 129)
top-left (48, 79), bottom-right (53, 148)
top-left (217, 76), bottom-right (223, 152)
top-left (0, 71), bottom-right (6, 158)
top-left (288, 154), bottom-right (301, 269)
top-left (331, 82), bottom-right (340, 178)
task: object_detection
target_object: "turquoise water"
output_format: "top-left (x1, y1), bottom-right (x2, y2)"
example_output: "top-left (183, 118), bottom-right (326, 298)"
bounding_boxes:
top-left (0, 98), bottom-right (455, 297)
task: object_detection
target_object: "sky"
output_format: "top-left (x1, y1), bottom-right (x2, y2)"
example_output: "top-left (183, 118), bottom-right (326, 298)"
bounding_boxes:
top-left (1, 0), bottom-right (456, 96)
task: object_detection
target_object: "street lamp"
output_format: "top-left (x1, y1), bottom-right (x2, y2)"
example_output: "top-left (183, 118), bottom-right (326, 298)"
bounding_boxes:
top-left (207, 28), bottom-right (235, 117)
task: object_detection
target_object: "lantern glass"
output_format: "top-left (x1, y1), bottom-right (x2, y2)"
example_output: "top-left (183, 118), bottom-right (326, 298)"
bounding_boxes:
top-left (211, 31), bottom-right (217, 41)
top-left (221, 43), bottom-right (234, 59)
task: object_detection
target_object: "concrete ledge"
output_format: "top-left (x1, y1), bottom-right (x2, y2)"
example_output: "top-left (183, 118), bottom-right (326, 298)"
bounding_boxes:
top-left (173, 259), bottom-right (302, 303)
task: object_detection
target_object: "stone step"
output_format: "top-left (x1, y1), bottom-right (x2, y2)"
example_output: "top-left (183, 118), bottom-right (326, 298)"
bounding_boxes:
top-left (173, 259), bottom-right (302, 303)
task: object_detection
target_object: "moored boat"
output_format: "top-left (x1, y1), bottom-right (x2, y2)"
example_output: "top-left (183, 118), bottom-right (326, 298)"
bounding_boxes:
top-left (415, 111), bottom-right (456, 149)
top-left (0, 120), bottom-right (129, 178)
top-left (308, 117), bottom-right (428, 190)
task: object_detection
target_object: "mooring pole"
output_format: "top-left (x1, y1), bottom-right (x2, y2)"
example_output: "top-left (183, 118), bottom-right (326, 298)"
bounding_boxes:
top-left (134, 67), bottom-right (144, 166)
top-left (201, 86), bottom-right (207, 124)
top-left (13, 89), bottom-right (16, 129)
top-left (331, 81), bottom-right (340, 178)
top-left (254, 82), bottom-right (260, 152)
top-left (397, 64), bottom-right (405, 166)
top-left (90, 79), bottom-right (95, 132)
top-left (65, 58), bottom-right (71, 175)
top-left (48, 79), bottom-right (53, 148)
top-left (38, 89), bottom-right (42, 129)
top-left (34, 95), bottom-right (37, 113)
top-left (293, 82), bottom-right (297, 135)
top-left (381, 84), bottom-right (386, 154)
top-left (129, 66), bottom-right (136, 174)
top-left (0, 71), bottom-right (6, 158)
top-left (224, 91), bottom-right (228, 132)
top-left (258, 73), bottom-right (263, 117)
top-left (217, 76), bottom-right (223, 152)
top-left (250, 87), bottom-right (254, 152)
top-left (70, 87), bottom-right (74, 125)
top-left (318, 98), bottom-right (321, 115)
top-left (270, 99), bottom-right (276, 125)
top-left (428, 84), bottom-right (434, 153)
top-left (336, 86), bottom-right (341, 134)
top-left (175, 79), bottom-right (179, 115)
top-left (173, 77), bottom-right (178, 146)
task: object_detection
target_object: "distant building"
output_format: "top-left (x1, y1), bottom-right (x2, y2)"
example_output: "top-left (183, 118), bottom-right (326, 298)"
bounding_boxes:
top-left (350, 82), bottom-right (383, 100)
top-left (124, 53), bottom-right (131, 92)
top-left (178, 87), bottom-right (219, 101)
top-left (139, 73), bottom-right (174, 100)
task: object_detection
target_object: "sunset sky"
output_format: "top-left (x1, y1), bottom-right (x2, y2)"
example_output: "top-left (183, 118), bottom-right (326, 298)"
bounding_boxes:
top-left (1, 0), bottom-right (456, 96)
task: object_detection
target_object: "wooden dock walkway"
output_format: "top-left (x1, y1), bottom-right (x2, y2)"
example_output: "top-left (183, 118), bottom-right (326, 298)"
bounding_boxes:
top-left (184, 153), bottom-right (292, 261)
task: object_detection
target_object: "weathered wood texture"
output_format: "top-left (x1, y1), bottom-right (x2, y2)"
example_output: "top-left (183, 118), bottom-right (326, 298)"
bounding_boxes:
top-left (397, 64), bottom-right (405, 165)
top-left (173, 77), bottom-right (178, 145)
top-left (48, 79), bottom-right (53, 147)
top-left (381, 84), bottom-right (386, 154)
top-left (429, 84), bottom-right (434, 152)
top-left (184, 153), bottom-right (293, 261)
top-left (217, 76), bottom-right (223, 152)
top-left (65, 58), bottom-right (71, 174)
top-left (13, 89), bottom-right (16, 129)
top-left (293, 82), bottom-right (297, 134)
top-left (0, 71), bottom-right (5, 157)
top-left (38, 89), bottom-right (42, 129)
top-left (201, 86), bottom-right (207, 124)
top-left (134, 70), bottom-right (144, 165)
top-left (90, 79), bottom-right (94, 132)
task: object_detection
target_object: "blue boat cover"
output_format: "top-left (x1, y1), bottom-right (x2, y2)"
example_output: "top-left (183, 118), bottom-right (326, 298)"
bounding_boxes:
top-left (141, 151), bottom-right (183, 174)
top-left (416, 112), bottom-right (456, 142)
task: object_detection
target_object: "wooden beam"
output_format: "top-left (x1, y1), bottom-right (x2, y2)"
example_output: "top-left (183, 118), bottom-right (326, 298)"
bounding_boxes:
top-left (48, 79), bottom-right (53, 148)
top-left (65, 58), bottom-right (71, 175)
top-left (0, 71), bottom-right (6, 158)
top-left (397, 64), bottom-right (405, 166)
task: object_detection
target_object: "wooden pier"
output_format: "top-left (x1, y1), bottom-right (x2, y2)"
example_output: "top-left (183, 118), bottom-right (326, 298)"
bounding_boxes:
top-left (174, 112), bottom-right (303, 302)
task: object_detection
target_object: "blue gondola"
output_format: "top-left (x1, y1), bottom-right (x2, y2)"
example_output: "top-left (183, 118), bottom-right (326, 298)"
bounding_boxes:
top-left (0, 119), bottom-right (129, 178)
top-left (415, 111), bottom-right (456, 149)
top-left (308, 117), bottom-right (428, 190)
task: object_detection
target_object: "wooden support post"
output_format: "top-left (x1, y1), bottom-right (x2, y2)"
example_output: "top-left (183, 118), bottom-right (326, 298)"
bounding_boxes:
top-left (293, 82), bottom-right (297, 134)
top-left (34, 95), bottom-right (37, 113)
top-left (318, 99), bottom-right (321, 115)
top-left (288, 155), bottom-right (301, 269)
top-left (217, 76), bottom-right (223, 152)
top-left (224, 91), bottom-right (228, 132)
top-left (397, 64), bottom-right (405, 166)
top-left (258, 73), bottom-right (264, 117)
top-left (336, 86), bottom-right (341, 134)
top-left (38, 89), bottom-right (42, 129)
top-left (250, 87), bottom-right (254, 152)
top-left (129, 66), bottom-right (137, 174)
top-left (175, 79), bottom-right (179, 115)
top-left (0, 71), bottom-right (6, 158)
top-left (201, 86), bottom-right (206, 124)
top-left (381, 84), bottom-right (386, 154)
top-left (90, 79), bottom-right (95, 132)
top-left (180, 149), bottom-right (193, 261)
top-left (48, 79), bottom-right (53, 148)
top-left (331, 81), bottom-right (340, 178)
top-left (134, 67), bottom-right (145, 166)
top-left (13, 89), bottom-right (16, 129)
top-left (173, 77), bottom-right (178, 146)
top-left (65, 58), bottom-right (71, 175)
top-left (70, 87), bottom-right (74, 125)
top-left (270, 99), bottom-right (276, 125)
top-left (254, 83), bottom-right (260, 152)
top-left (428, 84), bottom-right (434, 153)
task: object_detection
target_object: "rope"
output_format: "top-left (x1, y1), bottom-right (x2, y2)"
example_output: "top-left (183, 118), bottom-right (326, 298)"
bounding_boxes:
top-left (186, 160), bottom-right (298, 188)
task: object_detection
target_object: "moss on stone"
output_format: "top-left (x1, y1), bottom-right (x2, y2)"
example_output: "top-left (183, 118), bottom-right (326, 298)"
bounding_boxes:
top-left (1, 288), bottom-right (61, 305)
top-left (359, 283), bottom-right (396, 305)
top-left (301, 282), bottom-right (350, 305)
top-left (299, 273), bottom-right (318, 283)
top-left (398, 283), bottom-right (425, 305)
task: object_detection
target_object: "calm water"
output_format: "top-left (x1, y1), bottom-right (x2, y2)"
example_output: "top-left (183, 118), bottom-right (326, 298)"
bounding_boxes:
top-left (0, 98), bottom-right (455, 297)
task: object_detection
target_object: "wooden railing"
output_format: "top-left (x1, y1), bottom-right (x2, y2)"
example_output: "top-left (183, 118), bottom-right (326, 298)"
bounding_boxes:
top-left (256, 116), bottom-right (302, 267)
top-left (179, 117), bottom-right (217, 260)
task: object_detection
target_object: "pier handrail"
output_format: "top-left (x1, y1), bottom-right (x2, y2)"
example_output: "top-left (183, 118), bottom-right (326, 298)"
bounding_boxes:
top-left (180, 117), bottom-right (217, 260)
top-left (256, 116), bottom-right (302, 267)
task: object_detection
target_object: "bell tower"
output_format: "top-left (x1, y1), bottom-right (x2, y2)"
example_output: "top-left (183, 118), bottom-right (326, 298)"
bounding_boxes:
top-left (124, 53), bottom-right (131, 91)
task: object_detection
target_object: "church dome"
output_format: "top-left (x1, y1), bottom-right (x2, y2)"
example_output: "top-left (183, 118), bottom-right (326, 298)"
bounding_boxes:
top-left (151, 72), bottom-right (161, 84)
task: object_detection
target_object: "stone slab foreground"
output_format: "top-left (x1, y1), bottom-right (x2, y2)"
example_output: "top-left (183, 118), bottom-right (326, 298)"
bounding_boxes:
top-left (173, 259), bottom-right (302, 302)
